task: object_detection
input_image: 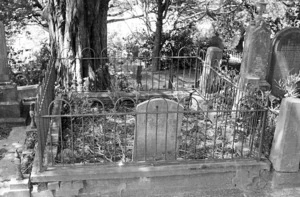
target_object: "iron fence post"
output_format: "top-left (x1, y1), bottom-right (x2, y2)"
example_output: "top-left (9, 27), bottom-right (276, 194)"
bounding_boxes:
top-left (36, 113), bottom-right (44, 172)
top-left (258, 109), bottom-right (268, 161)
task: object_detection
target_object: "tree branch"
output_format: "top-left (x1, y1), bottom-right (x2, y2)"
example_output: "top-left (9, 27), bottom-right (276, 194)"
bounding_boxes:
top-left (107, 14), bottom-right (144, 23)
top-left (108, 8), bottom-right (131, 17)
top-left (162, 0), bottom-right (171, 19)
top-left (30, 15), bottom-right (49, 30)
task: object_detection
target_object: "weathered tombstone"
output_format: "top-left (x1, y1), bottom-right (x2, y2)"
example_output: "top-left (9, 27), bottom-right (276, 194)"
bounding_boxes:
top-left (209, 33), bottom-right (224, 51)
top-left (199, 47), bottom-right (223, 96)
top-left (270, 97), bottom-right (300, 172)
top-left (0, 22), bottom-right (9, 82)
top-left (0, 21), bottom-right (20, 119)
top-left (239, 19), bottom-right (271, 91)
top-left (133, 98), bottom-right (184, 161)
top-left (267, 27), bottom-right (300, 98)
top-left (233, 19), bottom-right (271, 111)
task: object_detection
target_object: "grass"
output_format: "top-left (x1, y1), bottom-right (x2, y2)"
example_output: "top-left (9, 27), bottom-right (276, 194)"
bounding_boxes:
top-left (0, 124), bottom-right (14, 161)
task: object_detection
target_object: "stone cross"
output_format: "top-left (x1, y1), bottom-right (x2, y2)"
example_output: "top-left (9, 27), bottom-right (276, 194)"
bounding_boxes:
top-left (0, 21), bottom-right (9, 83)
top-left (133, 98), bottom-right (184, 161)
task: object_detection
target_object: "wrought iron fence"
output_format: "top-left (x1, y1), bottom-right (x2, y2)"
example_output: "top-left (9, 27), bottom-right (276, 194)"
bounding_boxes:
top-left (35, 62), bottom-right (56, 171)
top-left (35, 47), bottom-right (270, 172)
top-left (38, 91), bottom-right (268, 169)
top-left (262, 109), bottom-right (279, 158)
top-left (57, 47), bottom-right (206, 93)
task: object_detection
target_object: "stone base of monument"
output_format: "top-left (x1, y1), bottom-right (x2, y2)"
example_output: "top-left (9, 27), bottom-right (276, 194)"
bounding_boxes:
top-left (271, 171), bottom-right (300, 189)
top-left (0, 83), bottom-right (18, 101)
top-left (0, 83), bottom-right (21, 121)
top-left (0, 101), bottom-right (21, 118)
top-left (270, 97), bottom-right (300, 172)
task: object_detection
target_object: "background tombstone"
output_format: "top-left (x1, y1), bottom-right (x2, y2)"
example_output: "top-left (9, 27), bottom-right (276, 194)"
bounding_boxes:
top-left (239, 19), bottom-right (271, 91)
top-left (267, 27), bottom-right (300, 98)
top-left (0, 21), bottom-right (20, 119)
top-left (133, 98), bottom-right (184, 161)
top-left (199, 47), bottom-right (223, 96)
top-left (0, 21), bottom-right (9, 82)
top-left (0, 22), bottom-right (9, 82)
top-left (233, 19), bottom-right (271, 111)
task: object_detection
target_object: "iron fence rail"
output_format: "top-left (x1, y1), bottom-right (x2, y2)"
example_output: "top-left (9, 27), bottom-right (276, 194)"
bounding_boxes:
top-left (39, 93), bottom-right (268, 169)
top-left (35, 62), bottom-right (56, 171)
top-left (58, 56), bottom-right (205, 92)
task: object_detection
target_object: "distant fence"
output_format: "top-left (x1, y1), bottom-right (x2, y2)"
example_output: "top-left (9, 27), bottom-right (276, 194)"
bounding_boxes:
top-left (56, 47), bottom-right (243, 94)
top-left (57, 47), bottom-right (208, 92)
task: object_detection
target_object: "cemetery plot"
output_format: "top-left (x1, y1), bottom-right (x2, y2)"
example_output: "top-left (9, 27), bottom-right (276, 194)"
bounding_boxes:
top-left (48, 93), bottom-right (265, 166)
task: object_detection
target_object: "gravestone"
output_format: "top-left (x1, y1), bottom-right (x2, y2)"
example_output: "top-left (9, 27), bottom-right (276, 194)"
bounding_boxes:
top-left (267, 27), bottom-right (300, 98)
top-left (0, 22), bottom-right (9, 82)
top-left (209, 33), bottom-right (224, 51)
top-left (0, 21), bottom-right (20, 119)
top-left (199, 47), bottom-right (223, 96)
top-left (239, 19), bottom-right (271, 90)
top-left (233, 19), bottom-right (271, 111)
top-left (133, 98), bottom-right (184, 161)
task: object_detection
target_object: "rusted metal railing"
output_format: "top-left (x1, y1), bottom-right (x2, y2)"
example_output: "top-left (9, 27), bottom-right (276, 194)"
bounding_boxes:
top-left (36, 62), bottom-right (56, 172)
top-left (35, 47), bottom-right (270, 172)
top-left (40, 92), bottom-right (267, 168)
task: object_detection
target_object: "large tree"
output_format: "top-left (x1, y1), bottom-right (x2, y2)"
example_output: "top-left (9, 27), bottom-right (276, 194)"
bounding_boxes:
top-left (151, 0), bottom-right (171, 71)
top-left (1, 0), bottom-right (142, 91)
top-left (44, 0), bottom-right (111, 91)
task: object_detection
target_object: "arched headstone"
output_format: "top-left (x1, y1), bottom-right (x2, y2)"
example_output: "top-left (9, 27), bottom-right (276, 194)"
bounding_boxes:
top-left (133, 98), bottom-right (184, 161)
top-left (268, 27), bottom-right (300, 98)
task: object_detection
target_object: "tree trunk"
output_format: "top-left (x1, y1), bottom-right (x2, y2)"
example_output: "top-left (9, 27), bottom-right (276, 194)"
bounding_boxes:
top-left (47, 0), bottom-right (110, 91)
top-left (152, 0), bottom-right (163, 72)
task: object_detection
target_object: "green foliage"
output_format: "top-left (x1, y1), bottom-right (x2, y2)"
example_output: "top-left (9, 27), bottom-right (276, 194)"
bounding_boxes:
top-left (0, 0), bottom-right (36, 37)
top-left (34, 41), bottom-right (50, 70)
top-left (8, 41), bottom-right (50, 85)
top-left (277, 71), bottom-right (300, 98)
top-left (163, 28), bottom-right (195, 54)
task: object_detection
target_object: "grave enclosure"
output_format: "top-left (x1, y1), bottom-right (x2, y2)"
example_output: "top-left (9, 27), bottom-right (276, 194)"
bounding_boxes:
top-left (3, 20), bottom-right (300, 196)
top-left (28, 43), bottom-right (273, 196)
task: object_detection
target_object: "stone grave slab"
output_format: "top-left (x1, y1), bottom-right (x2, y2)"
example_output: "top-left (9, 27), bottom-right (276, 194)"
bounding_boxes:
top-left (133, 98), bottom-right (184, 161)
top-left (268, 27), bottom-right (300, 97)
